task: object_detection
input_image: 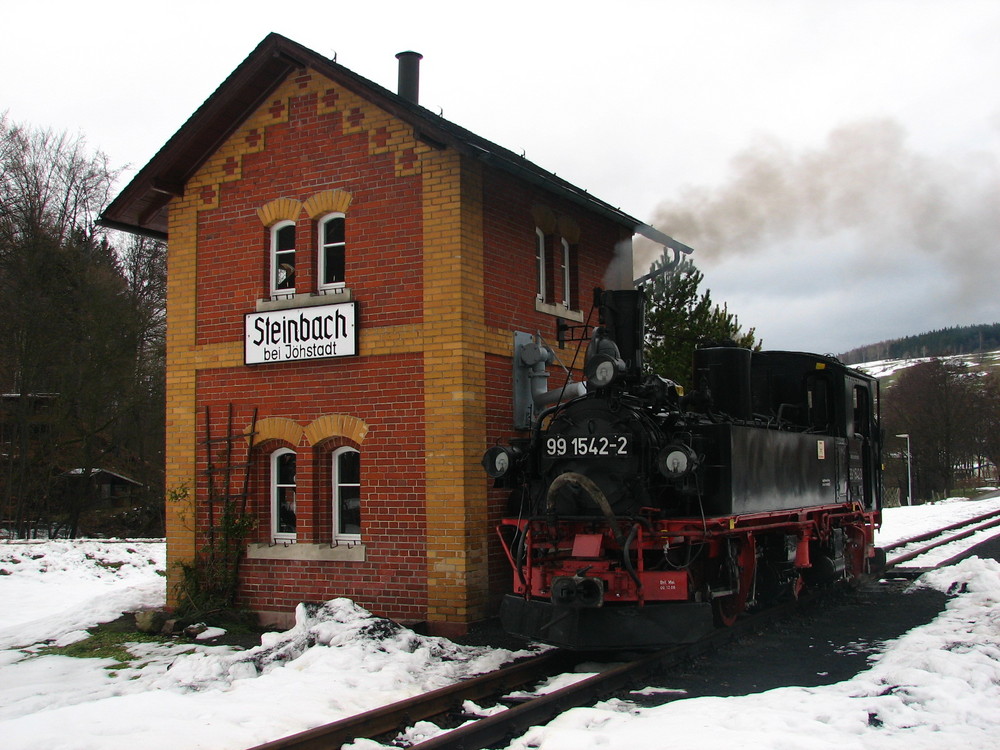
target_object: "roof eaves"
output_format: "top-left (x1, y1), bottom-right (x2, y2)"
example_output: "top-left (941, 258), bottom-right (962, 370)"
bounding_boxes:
top-left (100, 34), bottom-right (308, 236)
top-left (100, 33), bottom-right (693, 257)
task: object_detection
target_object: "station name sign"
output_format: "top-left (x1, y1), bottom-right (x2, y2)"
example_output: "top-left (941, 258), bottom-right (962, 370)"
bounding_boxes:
top-left (245, 302), bottom-right (357, 364)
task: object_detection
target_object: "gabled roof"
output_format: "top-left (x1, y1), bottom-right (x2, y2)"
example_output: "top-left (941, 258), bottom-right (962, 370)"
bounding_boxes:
top-left (99, 33), bottom-right (691, 256)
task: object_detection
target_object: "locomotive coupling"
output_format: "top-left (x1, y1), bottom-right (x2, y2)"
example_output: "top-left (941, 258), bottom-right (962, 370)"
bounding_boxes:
top-left (550, 575), bottom-right (605, 607)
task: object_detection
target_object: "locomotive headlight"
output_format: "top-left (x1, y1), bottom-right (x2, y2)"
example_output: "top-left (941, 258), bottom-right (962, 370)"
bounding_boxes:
top-left (482, 445), bottom-right (521, 478)
top-left (585, 353), bottom-right (626, 388)
top-left (657, 444), bottom-right (698, 479)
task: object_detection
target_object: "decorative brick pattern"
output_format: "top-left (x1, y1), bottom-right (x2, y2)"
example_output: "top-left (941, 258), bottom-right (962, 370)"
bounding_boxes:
top-left (303, 189), bottom-right (353, 220)
top-left (257, 198), bottom-right (304, 227)
top-left (249, 416), bottom-right (305, 446)
top-left (304, 413), bottom-right (369, 446)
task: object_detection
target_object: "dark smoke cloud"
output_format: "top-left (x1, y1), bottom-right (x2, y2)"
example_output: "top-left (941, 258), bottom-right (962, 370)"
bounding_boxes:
top-left (637, 119), bottom-right (1000, 300)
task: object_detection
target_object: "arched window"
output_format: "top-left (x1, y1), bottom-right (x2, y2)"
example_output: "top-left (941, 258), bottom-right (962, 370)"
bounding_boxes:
top-left (318, 213), bottom-right (346, 289)
top-left (271, 448), bottom-right (296, 540)
top-left (271, 220), bottom-right (296, 295)
top-left (332, 446), bottom-right (361, 541)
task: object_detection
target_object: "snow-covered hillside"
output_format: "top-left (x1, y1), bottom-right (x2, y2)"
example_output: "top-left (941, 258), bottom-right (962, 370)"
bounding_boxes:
top-left (855, 349), bottom-right (1000, 380)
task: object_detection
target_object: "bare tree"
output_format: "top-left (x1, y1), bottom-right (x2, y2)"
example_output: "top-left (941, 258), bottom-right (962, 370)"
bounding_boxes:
top-left (882, 359), bottom-right (980, 500)
top-left (965, 372), bottom-right (1000, 485)
top-left (113, 233), bottom-right (167, 508)
top-left (0, 115), bottom-right (165, 537)
top-left (0, 113), bottom-right (116, 249)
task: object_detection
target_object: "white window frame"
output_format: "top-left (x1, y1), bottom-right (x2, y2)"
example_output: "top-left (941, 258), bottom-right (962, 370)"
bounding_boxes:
top-left (332, 446), bottom-right (361, 542)
top-left (559, 237), bottom-right (572, 308)
top-left (271, 447), bottom-right (297, 542)
top-left (535, 227), bottom-right (546, 302)
top-left (318, 212), bottom-right (347, 291)
top-left (270, 220), bottom-right (296, 296)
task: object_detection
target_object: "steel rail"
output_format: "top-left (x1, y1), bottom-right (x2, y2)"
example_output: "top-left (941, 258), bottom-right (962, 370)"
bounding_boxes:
top-left (245, 649), bottom-right (576, 750)
top-left (245, 597), bottom-right (800, 750)
top-left (407, 597), bottom-right (804, 750)
top-left (881, 508), bottom-right (1000, 554)
top-left (883, 509), bottom-right (1000, 568)
top-left (418, 510), bottom-right (1000, 750)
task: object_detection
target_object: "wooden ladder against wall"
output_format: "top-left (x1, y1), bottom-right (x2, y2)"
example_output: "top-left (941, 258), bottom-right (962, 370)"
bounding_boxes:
top-left (202, 403), bottom-right (258, 564)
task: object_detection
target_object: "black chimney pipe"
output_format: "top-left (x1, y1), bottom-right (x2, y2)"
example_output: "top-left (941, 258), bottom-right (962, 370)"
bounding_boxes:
top-left (395, 51), bottom-right (423, 104)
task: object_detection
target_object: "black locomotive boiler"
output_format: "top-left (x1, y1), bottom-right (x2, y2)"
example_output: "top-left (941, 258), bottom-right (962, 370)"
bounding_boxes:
top-left (483, 288), bottom-right (882, 650)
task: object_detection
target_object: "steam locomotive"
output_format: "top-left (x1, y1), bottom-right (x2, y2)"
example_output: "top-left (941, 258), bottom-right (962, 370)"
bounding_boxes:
top-left (483, 288), bottom-right (882, 650)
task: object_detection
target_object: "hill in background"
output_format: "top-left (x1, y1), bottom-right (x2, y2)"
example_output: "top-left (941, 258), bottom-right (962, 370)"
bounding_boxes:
top-left (839, 323), bottom-right (1000, 365)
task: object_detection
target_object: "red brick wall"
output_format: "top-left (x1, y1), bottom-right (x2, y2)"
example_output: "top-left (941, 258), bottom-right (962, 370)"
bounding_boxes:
top-left (481, 169), bottom-right (628, 335)
top-left (195, 91), bottom-right (424, 347)
top-left (193, 355), bottom-right (428, 620)
top-left (186, 71), bottom-right (429, 622)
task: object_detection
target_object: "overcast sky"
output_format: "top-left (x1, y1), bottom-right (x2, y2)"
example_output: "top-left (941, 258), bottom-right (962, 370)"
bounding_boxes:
top-left (4, 0), bottom-right (999, 354)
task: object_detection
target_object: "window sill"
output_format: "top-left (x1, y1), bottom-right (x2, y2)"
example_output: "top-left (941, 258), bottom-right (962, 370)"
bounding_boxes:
top-left (256, 288), bottom-right (353, 312)
top-left (535, 299), bottom-right (584, 322)
top-left (246, 542), bottom-right (366, 562)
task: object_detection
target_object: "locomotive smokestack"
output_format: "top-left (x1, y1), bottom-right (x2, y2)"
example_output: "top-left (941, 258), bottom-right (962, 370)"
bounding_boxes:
top-left (395, 51), bottom-right (423, 104)
top-left (596, 288), bottom-right (646, 382)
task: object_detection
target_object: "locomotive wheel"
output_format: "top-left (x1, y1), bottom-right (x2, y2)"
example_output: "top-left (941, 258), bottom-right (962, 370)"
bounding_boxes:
top-left (712, 537), bottom-right (757, 627)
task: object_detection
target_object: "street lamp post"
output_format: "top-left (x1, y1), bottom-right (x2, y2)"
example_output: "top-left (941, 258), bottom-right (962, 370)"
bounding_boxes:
top-left (896, 433), bottom-right (912, 506)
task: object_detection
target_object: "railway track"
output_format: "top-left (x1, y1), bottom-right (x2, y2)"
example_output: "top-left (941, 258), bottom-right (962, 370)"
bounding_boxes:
top-left (246, 648), bottom-right (576, 750)
top-left (248, 508), bottom-right (1000, 750)
top-left (247, 598), bottom-right (800, 750)
top-left (881, 506), bottom-right (1000, 573)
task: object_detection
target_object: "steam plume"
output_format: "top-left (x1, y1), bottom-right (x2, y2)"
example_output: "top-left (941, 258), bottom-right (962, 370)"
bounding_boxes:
top-left (637, 119), bottom-right (1000, 299)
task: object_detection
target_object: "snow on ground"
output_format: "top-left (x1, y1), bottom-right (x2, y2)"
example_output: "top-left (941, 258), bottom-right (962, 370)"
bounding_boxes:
top-left (0, 540), bottom-right (166, 651)
top-left (1, 496), bottom-right (999, 750)
top-left (878, 493), bottom-right (1000, 568)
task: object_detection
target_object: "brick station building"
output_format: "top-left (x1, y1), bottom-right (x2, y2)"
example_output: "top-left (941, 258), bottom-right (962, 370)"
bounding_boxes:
top-left (101, 33), bottom-right (682, 635)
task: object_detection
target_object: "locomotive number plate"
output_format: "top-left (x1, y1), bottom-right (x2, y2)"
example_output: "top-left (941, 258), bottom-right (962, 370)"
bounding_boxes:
top-left (544, 435), bottom-right (630, 457)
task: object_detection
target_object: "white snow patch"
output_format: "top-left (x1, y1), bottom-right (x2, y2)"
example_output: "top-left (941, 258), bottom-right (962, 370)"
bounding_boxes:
top-left (1, 496), bottom-right (999, 749)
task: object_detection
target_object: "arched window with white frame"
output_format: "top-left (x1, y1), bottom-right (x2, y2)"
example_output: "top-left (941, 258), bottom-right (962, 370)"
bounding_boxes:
top-left (271, 448), bottom-right (297, 541)
top-left (271, 220), bottom-right (296, 295)
top-left (332, 446), bottom-right (361, 541)
top-left (318, 213), bottom-right (346, 290)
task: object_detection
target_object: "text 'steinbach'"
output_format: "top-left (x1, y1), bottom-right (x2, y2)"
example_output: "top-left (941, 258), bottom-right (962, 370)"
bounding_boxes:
top-left (245, 302), bottom-right (357, 364)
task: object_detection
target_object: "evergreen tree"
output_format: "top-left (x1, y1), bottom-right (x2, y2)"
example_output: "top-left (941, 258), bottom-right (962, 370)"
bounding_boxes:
top-left (642, 250), bottom-right (758, 386)
top-left (0, 116), bottom-right (165, 537)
